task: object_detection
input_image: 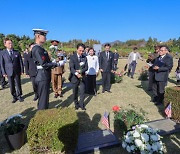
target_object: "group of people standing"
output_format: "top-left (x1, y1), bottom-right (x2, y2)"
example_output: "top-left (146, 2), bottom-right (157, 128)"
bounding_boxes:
top-left (0, 28), bottom-right (178, 111)
top-left (0, 29), bottom-right (120, 111)
top-left (69, 43), bottom-right (118, 110)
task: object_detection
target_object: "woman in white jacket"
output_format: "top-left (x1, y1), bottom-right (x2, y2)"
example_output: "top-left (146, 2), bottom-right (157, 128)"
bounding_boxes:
top-left (85, 48), bottom-right (99, 95)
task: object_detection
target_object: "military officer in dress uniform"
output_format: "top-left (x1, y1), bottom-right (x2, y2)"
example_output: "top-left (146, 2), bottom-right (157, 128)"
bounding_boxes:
top-left (31, 28), bottom-right (65, 110)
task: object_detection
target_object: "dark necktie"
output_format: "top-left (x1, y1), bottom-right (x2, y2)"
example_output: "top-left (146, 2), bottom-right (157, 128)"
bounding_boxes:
top-left (79, 56), bottom-right (82, 62)
top-left (106, 52), bottom-right (109, 59)
top-left (10, 50), bottom-right (13, 59)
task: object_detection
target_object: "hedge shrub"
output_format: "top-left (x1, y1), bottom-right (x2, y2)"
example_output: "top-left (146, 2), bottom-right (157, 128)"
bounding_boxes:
top-left (27, 107), bottom-right (78, 153)
top-left (164, 86), bottom-right (180, 121)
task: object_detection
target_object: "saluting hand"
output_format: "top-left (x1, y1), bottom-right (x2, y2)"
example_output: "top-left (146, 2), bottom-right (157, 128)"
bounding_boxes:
top-left (3, 74), bottom-right (7, 77)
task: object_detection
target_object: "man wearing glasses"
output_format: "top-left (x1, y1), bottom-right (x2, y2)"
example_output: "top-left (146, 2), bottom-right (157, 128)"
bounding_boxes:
top-left (152, 45), bottom-right (173, 105)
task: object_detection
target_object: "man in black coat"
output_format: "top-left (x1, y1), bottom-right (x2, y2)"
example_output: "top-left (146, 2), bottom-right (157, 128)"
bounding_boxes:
top-left (1, 38), bottom-right (24, 103)
top-left (31, 28), bottom-right (65, 110)
top-left (24, 43), bottom-right (38, 101)
top-left (69, 43), bottom-right (88, 110)
top-left (99, 43), bottom-right (115, 93)
top-left (152, 45), bottom-right (173, 105)
top-left (113, 49), bottom-right (119, 70)
top-left (0, 50), bottom-right (8, 89)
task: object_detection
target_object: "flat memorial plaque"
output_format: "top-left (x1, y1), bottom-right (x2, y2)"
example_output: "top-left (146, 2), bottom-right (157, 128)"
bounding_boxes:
top-left (75, 129), bottom-right (120, 154)
top-left (145, 119), bottom-right (180, 136)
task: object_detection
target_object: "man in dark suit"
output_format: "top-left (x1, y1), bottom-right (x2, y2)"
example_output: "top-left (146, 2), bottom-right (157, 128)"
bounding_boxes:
top-left (146, 45), bottom-right (160, 91)
top-left (152, 45), bottom-right (173, 105)
top-left (99, 43), bottom-right (115, 93)
top-left (24, 43), bottom-right (38, 101)
top-left (1, 38), bottom-right (24, 103)
top-left (0, 50), bottom-right (8, 89)
top-left (69, 43), bottom-right (88, 110)
top-left (113, 49), bottom-right (119, 70)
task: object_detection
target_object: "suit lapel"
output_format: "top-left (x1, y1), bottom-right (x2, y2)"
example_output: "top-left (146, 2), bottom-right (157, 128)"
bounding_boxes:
top-left (5, 50), bottom-right (13, 62)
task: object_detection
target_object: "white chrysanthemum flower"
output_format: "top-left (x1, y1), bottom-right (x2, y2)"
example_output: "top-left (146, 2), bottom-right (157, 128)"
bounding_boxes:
top-left (125, 137), bottom-right (132, 143)
top-left (133, 131), bottom-right (140, 138)
top-left (146, 143), bottom-right (151, 150)
top-left (122, 141), bottom-right (127, 148)
top-left (6, 114), bottom-right (22, 123)
top-left (130, 145), bottom-right (135, 151)
top-left (126, 145), bottom-right (131, 153)
top-left (140, 151), bottom-right (146, 154)
top-left (135, 139), bottom-right (143, 147)
top-left (141, 133), bottom-right (149, 142)
top-left (140, 124), bottom-right (149, 129)
top-left (150, 135), bottom-right (158, 141)
top-left (80, 62), bottom-right (85, 66)
top-left (152, 143), bottom-right (158, 151)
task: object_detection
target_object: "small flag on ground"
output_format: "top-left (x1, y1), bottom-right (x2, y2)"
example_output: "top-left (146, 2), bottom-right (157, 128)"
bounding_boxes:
top-left (165, 103), bottom-right (172, 118)
top-left (102, 111), bottom-right (110, 129)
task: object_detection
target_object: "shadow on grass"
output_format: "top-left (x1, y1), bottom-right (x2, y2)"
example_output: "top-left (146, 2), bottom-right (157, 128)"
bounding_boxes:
top-left (23, 92), bottom-right (34, 99)
top-left (162, 132), bottom-right (180, 153)
top-left (21, 78), bottom-right (31, 85)
top-left (136, 80), bottom-right (166, 117)
top-left (168, 78), bottom-right (177, 85)
top-left (77, 112), bottom-right (101, 133)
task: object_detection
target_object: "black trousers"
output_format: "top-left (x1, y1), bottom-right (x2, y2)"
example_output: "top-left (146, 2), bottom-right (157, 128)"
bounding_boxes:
top-left (85, 75), bottom-right (97, 95)
top-left (148, 71), bottom-right (154, 90)
top-left (102, 72), bottom-right (111, 91)
top-left (30, 76), bottom-right (38, 98)
top-left (152, 80), bottom-right (166, 103)
top-left (0, 76), bottom-right (6, 87)
top-left (36, 80), bottom-right (50, 110)
top-left (72, 80), bottom-right (85, 108)
top-left (7, 73), bottom-right (22, 99)
top-left (128, 61), bottom-right (137, 77)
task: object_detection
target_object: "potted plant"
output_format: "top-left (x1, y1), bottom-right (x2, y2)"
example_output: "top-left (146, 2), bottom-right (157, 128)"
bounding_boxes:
top-left (0, 114), bottom-right (25, 150)
top-left (122, 124), bottom-right (164, 153)
top-left (113, 105), bottom-right (147, 132)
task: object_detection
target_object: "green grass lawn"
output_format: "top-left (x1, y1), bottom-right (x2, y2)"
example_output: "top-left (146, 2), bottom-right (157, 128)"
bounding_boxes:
top-left (0, 59), bottom-right (179, 154)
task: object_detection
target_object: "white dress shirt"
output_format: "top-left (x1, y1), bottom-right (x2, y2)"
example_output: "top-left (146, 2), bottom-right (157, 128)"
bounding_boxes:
top-left (86, 55), bottom-right (99, 75)
top-left (132, 53), bottom-right (137, 61)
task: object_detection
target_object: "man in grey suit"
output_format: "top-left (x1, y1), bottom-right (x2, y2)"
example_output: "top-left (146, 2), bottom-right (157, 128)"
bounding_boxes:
top-left (1, 38), bottom-right (24, 103)
top-left (127, 47), bottom-right (143, 79)
top-left (99, 43), bottom-right (115, 93)
top-left (152, 45), bottom-right (173, 105)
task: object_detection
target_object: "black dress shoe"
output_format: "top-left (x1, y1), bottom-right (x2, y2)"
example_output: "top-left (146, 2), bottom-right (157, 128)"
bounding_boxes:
top-left (59, 93), bottom-right (63, 97)
top-left (154, 102), bottom-right (162, 106)
top-left (54, 94), bottom-right (59, 98)
top-left (33, 96), bottom-right (38, 101)
top-left (75, 106), bottom-right (79, 110)
top-left (12, 98), bottom-right (18, 103)
top-left (107, 90), bottom-right (112, 93)
top-left (18, 97), bottom-right (24, 102)
top-left (102, 90), bottom-right (105, 93)
top-left (81, 107), bottom-right (86, 111)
